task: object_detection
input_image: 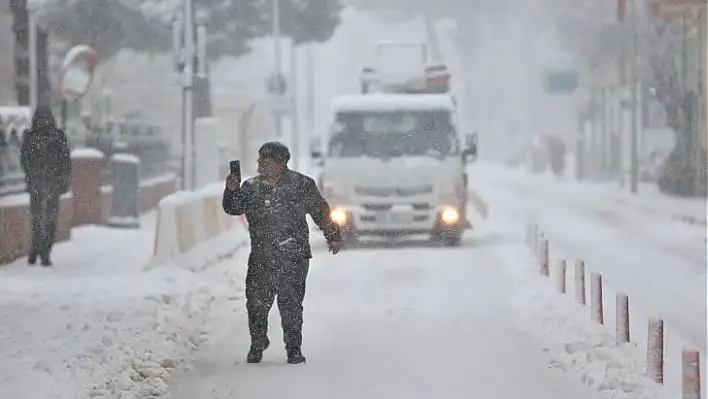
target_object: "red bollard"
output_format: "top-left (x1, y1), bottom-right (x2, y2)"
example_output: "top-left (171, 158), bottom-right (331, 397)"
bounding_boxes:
top-left (616, 293), bottom-right (630, 344)
top-left (574, 260), bottom-right (586, 305)
top-left (540, 239), bottom-right (550, 277)
top-left (646, 318), bottom-right (664, 385)
top-left (682, 349), bottom-right (701, 399)
top-left (556, 259), bottom-right (566, 294)
top-left (590, 273), bottom-right (604, 325)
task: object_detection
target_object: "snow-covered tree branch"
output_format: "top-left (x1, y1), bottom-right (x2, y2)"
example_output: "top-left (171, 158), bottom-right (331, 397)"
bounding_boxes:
top-left (37, 0), bottom-right (344, 61)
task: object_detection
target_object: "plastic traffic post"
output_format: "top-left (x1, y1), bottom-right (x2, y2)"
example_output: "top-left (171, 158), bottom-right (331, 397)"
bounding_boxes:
top-left (646, 318), bottom-right (665, 385)
top-left (590, 273), bottom-right (604, 325)
top-left (574, 260), bottom-right (586, 305)
top-left (616, 293), bottom-right (630, 344)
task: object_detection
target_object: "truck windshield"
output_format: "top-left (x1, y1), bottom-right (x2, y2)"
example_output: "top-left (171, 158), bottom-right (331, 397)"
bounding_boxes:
top-left (328, 110), bottom-right (458, 158)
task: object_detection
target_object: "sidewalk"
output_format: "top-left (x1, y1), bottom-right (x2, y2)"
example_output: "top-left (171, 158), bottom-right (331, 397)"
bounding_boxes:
top-left (0, 211), bottom-right (239, 399)
top-left (502, 165), bottom-right (706, 227)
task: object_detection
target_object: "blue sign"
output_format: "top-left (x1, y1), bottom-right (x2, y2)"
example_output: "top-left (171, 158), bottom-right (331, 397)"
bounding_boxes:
top-left (543, 71), bottom-right (579, 95)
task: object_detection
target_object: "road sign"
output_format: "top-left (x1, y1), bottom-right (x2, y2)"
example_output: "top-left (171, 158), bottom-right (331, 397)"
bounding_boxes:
top-left (542, 70), bottom-right (579, 95)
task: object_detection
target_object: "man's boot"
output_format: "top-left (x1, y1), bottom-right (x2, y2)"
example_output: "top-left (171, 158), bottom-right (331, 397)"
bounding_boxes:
top-left (286, 346), bottom-right (306, 364)
top-left (246, 337), bottom-right (270, 363)
top-left (28, 251), bottom-right (37, 265)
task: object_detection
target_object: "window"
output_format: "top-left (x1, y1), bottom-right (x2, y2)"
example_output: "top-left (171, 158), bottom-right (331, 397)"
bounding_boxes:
top-left (328, 110), bottom-right (458, 159)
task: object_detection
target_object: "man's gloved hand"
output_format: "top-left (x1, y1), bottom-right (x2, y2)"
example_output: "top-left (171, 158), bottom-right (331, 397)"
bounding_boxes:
top-left (328, 239), bottom-right (343, 255)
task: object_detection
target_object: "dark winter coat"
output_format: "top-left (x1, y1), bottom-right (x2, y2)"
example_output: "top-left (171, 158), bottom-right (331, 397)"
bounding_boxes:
top-left (222, 169), bottom-right (341, 261)
top-left (20, 107), bottom-right (71, 192)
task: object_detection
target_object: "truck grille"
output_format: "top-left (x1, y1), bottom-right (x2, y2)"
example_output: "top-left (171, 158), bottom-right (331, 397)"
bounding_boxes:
top-left (354, 185), bottom-right (433, 197)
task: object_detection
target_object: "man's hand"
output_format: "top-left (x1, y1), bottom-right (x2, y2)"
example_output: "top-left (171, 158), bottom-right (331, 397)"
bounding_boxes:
top-left (328, 239), bottom-right (343, 255)
top-left (225, 173), bottom-right (241, 191)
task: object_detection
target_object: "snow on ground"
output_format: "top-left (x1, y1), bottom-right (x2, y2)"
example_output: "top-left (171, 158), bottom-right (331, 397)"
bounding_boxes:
top-left (527, 164), bottom-right (705, 227)
top-left (0, 211), bottom-right (247, 399)
top-left (169, 231), bottom-right (601, 399)
top-left (470, 162), bottom-right (706, 399)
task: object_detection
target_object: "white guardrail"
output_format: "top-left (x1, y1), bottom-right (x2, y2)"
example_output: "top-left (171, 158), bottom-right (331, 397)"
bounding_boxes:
top-left (145, 182), bottom-right (248, 271)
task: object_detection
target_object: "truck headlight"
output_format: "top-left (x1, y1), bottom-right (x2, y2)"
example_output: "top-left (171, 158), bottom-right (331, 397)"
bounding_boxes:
top-left (330, 207), bottom-right (348, 226)
top-left (440, 207), bottom-right (460, 225)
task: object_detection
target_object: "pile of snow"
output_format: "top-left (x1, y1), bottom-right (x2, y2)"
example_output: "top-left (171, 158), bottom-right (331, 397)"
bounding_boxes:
top-left (503, 165), bottom-right (706, 226)
top-left (0, 209), bottom-right (249, 399)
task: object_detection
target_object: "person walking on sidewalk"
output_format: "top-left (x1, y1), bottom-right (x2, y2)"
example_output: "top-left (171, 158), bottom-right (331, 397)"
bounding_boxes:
top-left (222, 141), bottom-right (342, 364)
top-left (20, 106), bottom-right (71, 266)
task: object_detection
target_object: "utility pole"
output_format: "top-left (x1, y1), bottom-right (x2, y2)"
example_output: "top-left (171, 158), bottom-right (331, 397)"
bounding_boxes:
top-left (27, 0), bottom-right (38, 111)
top-left (172, 0), bottom-right (204, 191)
top-left (272, 0), bottom-right (283, 138)
top-left (290, 43), bottom-right (299, 170)
top-left (697, 5), bottom-right (706, 195)
top-left (629, 0), bottom-right (639, 194)
top-left (183, 0), bottom-right (195, 191)
top-left (305, 43), bottom-right (315, 160)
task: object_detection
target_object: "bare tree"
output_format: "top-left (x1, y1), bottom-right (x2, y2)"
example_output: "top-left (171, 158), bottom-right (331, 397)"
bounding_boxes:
top-left (550, 0), bottom-right (704, 195)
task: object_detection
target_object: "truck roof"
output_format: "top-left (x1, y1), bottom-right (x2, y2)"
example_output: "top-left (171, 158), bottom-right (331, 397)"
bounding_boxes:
top-left (331, 94), bottom-right (455, 112)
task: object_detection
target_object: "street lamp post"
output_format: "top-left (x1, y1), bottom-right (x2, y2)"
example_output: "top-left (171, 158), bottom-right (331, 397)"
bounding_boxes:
top-left (628, 0), bottom-right (639, 194)
top-left (272, 0), bottom-right (283, 138)
top-left (171, 0), bottom-right (202, 190)
top-left (27, 0), bottom-right (39, 112)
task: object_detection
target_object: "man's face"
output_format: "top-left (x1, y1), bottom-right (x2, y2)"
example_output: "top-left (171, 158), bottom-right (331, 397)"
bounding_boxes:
top-left (257, 154), bottom-right (281, 177)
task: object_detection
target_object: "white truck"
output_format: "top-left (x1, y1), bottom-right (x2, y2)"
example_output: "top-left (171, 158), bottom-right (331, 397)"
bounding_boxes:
top-left (315, 42), bottom-right (477, 247)
top-left (319, 94), bottom-right (477, 247)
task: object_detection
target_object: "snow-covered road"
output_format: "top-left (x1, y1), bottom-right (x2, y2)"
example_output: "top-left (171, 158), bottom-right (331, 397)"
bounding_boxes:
top-left (170, 235), bottom-right (596, 399)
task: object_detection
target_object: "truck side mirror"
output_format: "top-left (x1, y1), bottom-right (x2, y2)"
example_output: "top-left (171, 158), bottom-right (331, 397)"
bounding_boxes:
top-left (311, 150), bottom-right (324, 166)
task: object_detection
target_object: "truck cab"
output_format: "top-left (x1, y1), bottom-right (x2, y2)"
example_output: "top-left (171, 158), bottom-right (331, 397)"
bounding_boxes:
top-left (319, 94), bottom-right (477, 247)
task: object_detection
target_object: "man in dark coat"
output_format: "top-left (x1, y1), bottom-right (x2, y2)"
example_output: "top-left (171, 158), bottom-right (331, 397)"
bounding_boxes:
top-left (222, 141), bottom-right (342, 364)
top-left (20, 106), bottom-right (71, 266)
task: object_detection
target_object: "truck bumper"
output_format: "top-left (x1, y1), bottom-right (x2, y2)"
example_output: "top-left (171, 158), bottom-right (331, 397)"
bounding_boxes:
top-left (330, 204), bottom-right (467, 238)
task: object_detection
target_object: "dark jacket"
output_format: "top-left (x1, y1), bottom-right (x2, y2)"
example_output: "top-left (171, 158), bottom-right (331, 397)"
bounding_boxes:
top-left (222, 169), bottom-right (341, 261)
top-left (20, 107), bottom-right (71, 191)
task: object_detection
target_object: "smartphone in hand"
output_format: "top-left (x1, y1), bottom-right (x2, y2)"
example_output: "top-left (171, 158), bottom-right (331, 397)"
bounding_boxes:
top-left (229, 160), bottom-right (241, 182)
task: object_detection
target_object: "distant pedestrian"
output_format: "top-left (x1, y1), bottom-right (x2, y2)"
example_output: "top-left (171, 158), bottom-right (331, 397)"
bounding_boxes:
top-left (222, 141), bottom-right (342, 364)
top-left (20, 106), bottom-right (71, 266)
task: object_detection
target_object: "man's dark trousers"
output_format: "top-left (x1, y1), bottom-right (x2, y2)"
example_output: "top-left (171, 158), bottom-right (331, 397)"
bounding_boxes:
top-left (245, 253), bottom-right (309, 351)
top-left (28, 183), bottom-right (61, 256)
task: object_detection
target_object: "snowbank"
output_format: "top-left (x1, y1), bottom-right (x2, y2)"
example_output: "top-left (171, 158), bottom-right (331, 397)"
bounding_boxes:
top-left (140, 173), bottom-right (178, 188)
top-left (503, 165), bottom-right (706, 227)
top-left (111, 153), bottom-right (141, 164)
top-left (71, 147), bottom-right (105, 159)
top-left (0, 216), bottom-right (248, 399)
